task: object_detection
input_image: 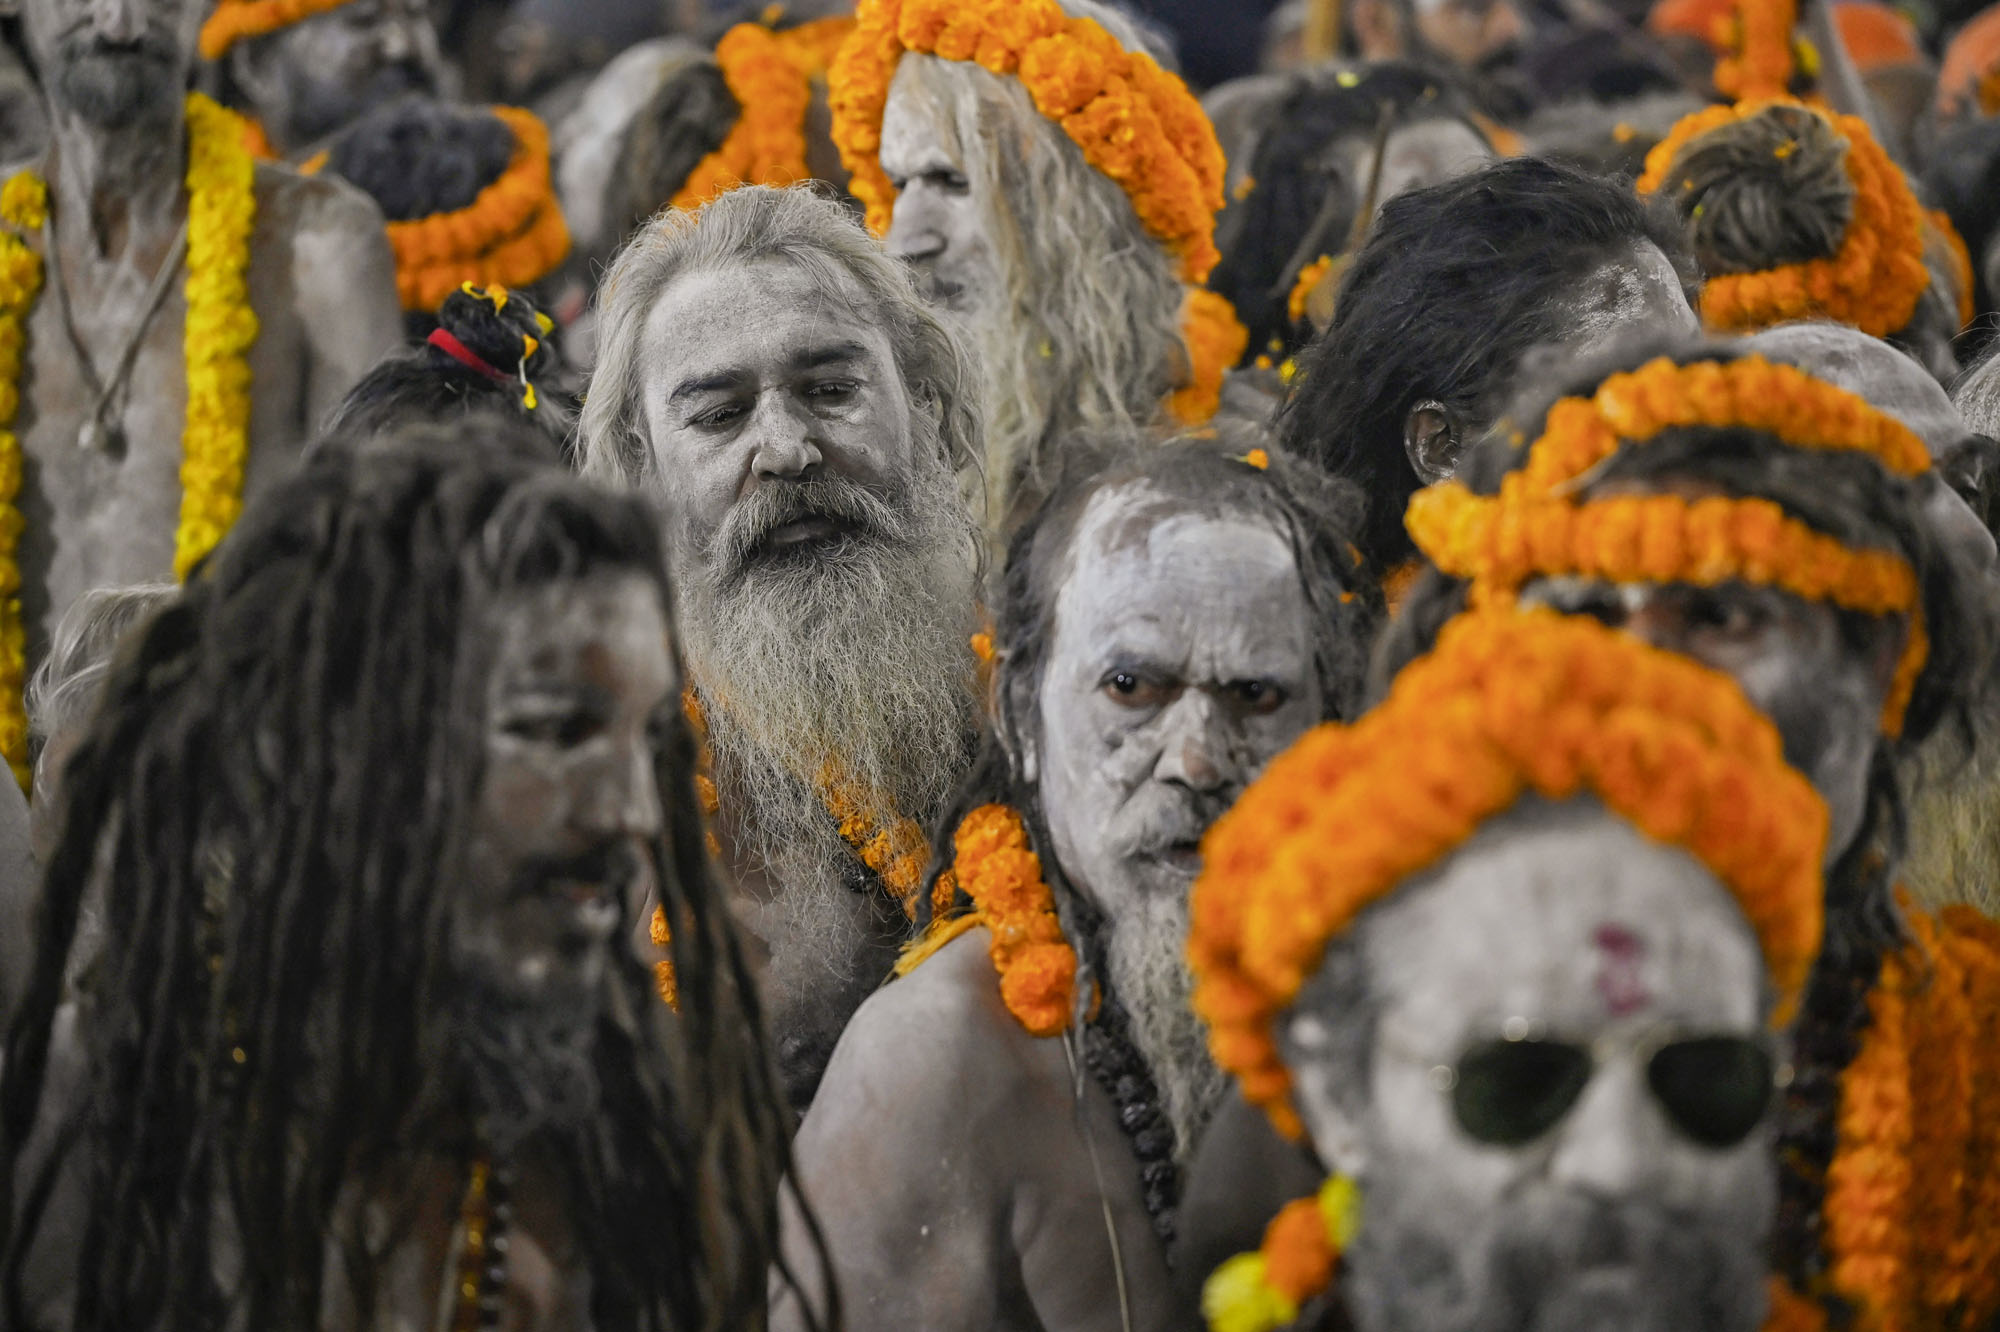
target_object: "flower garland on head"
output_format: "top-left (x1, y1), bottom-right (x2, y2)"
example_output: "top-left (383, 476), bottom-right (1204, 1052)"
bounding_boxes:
top-left (830, 0), bottom-right (1246, 423)
top-left (672, 17), bottom-right (856, 212)
top-left (1189, 607), bottom-right (1827, 1142)
top-left (384, 107), bottom-right (570, 313)
top-left (1711, 0), bottom-right (1807, 99)
top-left (0, 173), bottom-right (44, 791)
top-left (178, 92), bottom-right (261, 580)
top-left (199, 0), bottom-right (355, 59)
top-left (1639, 99), bottom-right (1928, 337)
top-left (952, 803), bottom-right (1076, 1036)
top-left (1403, 353), bottom-right (1936, 735)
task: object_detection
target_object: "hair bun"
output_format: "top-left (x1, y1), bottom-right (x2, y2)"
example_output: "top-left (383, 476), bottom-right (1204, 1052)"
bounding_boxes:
top-left (325, 95), bottom-right (518, 224)
top-left (433, 285), bottom-right (556, 383)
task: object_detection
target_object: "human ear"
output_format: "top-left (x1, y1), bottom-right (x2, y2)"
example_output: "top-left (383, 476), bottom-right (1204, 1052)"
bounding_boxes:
top-left (1403, 399), bottom-right (1461, 485)
top-left (1281, 1010), bottom-right (1371, 1178)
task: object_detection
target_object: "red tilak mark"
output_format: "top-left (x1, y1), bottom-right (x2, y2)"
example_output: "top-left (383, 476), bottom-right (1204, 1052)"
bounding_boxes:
top-left (1592, 923), bottom-right (1650, 1017)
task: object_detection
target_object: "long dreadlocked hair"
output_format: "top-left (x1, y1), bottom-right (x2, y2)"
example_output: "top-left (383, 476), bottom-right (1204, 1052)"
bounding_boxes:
top-left (1, 419), bottom-right (831, 1332)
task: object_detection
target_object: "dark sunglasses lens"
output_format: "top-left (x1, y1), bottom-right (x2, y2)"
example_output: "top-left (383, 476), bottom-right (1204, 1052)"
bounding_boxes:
top-left (1647, 1037), bottom-right (1775, 1148)
top-left (1452, 1039), bottom-right (1593, 1146)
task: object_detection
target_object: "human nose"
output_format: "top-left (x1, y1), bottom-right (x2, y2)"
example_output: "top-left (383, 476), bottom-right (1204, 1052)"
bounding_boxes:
top-left (1546, 1056), bottom-right (1660, 1197)
top-left (746, 394), bottom-right (822, 482)
top-left (577, 738), bottom-right (664, 841)
top-left (1153, 692), bottom-right (1228, 794)
top-left (90, 0), bottom-right (145, 42)
top-left (886, 192), bottom-right (946, 262)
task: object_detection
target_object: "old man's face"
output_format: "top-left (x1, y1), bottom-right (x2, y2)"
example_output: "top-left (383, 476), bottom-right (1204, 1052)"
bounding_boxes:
top-left (243, 0), bottom-right (443, 148)
top-left (638, 255), bottom-right (927, 588)
top-left (23, 0), bottom-right (206, 129)
top-left (880, 60), bottom-right (1001, 318)
top-left (457, 572), bottom-right (675, 1013)
top-left (1286, 800), bottom-right (1777, 1332)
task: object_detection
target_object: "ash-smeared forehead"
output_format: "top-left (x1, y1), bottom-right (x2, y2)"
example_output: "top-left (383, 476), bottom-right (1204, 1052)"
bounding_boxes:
top-left (1745, 321), bottom-right (1963, 457)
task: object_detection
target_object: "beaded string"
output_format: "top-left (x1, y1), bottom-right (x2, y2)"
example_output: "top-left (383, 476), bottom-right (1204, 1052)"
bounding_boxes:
top-left (451, 1157), bottom-right (515, 1332)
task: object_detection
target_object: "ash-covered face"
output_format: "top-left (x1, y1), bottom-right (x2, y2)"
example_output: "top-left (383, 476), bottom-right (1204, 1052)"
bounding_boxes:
top-left (638, 256), bottom-right (926, 590)
top-left (456, 572), bottom-right (675, 1011)
top-left (234, 0), bottom-right (443, 150)
top-left (879, 63), bottom-right (1000, 318)
top-left (1410, 0), bottom-right (1527, 73)
top-left (1285, 800), bottom-right (1777, 1332)
top-left (1371, 117), bottom-right (1493, 210)
top-left (1521, 480), bottom-right (1903, 862)
top-left (21, 0), bottom-right (205, 130)
top-left (1031, 483), bottom-right (1324, 914)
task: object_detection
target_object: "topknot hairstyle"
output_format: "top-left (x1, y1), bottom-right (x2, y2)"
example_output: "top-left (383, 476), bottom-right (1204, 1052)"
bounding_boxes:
top-left (324, 94), bottom-right (518, 224)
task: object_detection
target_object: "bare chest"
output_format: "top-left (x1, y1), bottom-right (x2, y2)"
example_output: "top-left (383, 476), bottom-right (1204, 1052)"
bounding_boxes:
top-left (15, 220), bottom-right (308, 656)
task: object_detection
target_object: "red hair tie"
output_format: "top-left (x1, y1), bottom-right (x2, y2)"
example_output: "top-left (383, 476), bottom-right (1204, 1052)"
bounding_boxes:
top-left (427, 327), bottom-right (509, 382)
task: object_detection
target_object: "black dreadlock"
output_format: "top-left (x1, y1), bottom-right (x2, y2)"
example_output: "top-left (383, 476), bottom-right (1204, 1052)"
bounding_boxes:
top-left (1, 418), bottom-right (832, 1332)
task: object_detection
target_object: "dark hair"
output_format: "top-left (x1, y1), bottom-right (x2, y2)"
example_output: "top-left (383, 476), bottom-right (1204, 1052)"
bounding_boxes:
top-left (607, 59), bottom-right (738, 244)
top-left (922, 434), bottom-right (1380, 937)
top-left (1206, 62), bottom-right (1490, 366)
top-left (1, 419), bottom-right (827, 1332)
top-left (324, 94), bottom-right (518, 224)
top-left (1925, 114), bottom-right (2000, 347)
top-left (1276, 156), bottom-right (1688, 573)
top-left (319, 285), bottom-right (564, 448)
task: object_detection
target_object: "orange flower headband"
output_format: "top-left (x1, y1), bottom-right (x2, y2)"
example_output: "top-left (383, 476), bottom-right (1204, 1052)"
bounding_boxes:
top-left (1639, 99), bottom-right (1928, 337)
top-left (200, 0), bottom-right (354, 60)
top-left (1188, 607), bottom-right (1828, 1142)
top-left (386, 106), bottom-right (571, 312)
top-left (673, 17), bottom-right (856, 213)
top-left (1403, 353), bottom-right (1933, 733)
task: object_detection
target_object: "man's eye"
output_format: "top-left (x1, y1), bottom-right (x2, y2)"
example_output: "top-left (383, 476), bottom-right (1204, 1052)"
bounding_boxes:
top-left (1683, 590), bottom-right (1764, 637)
top-left (1102, 672), bottom-right (1171, 707)
top-left (926, 169), bottom-right (970, 193)
top-left (504, 710), bottom-right (598, 747)
top-left (807, 380), bottom-right (858, 402)
top-left (691, 403), bottom-right (745, 429)
top-left (1226, 680), bottom-right (1287, 715)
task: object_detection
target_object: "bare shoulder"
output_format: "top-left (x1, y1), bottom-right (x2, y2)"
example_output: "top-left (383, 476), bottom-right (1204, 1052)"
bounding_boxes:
top-left (252, 163), bottom-right (390, 244)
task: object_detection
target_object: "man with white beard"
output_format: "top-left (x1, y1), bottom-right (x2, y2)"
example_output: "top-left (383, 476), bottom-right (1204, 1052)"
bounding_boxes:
top-left (830, 0), bottom-right (1247, 532)
top-left (578, 184), bottom-right (983, 1111)
top-left (770, 440), bottom-right (1376, 1329)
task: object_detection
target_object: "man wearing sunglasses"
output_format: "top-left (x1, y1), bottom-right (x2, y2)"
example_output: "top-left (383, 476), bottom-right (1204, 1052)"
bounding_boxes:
top-left (1189, 608), bottom-right (1830, 1332)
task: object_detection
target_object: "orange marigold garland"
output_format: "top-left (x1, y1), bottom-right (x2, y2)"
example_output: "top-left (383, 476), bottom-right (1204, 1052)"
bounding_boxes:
top-left (672, 17), bottom-right (856, 212)
top-left (384, 106), bottom-right (570, 312)
top-left (1825, 947), bottom-right (1917, 1321)
top-left (1712, 0), bottom-right (1803, 99)
top-left (1202, 1175), bottom-right (1361, 1332)
top-left (1189, 607), bottom-right (1827, 1140)
top-left (1928, 208), bottom-right (1977, 332)
top-left (1639, 100), bottom-right (1928, 337)
top-left (1170, 289), bottom-right (1249, 425)
top-left (820, 759), bottom-right (957, 920)
top-left (953, 803), bottom-right (1077, 1036)
top-left (199, 0), bottom-right (354, 59)
top-left (1287, 255), bottom-right (1333, 326)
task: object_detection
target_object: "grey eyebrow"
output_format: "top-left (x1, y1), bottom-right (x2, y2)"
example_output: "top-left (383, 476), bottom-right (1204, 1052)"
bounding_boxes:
top-left (667, 370), bottom-right (745, 405)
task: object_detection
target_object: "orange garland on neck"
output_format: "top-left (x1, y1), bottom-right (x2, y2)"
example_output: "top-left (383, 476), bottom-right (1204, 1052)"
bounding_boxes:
top-left (671, 17), bottom-right (856, 213)
top-left (1189, 607), bottom-right (1827, 1142)
top-left (383, 106), bottom-right (570, 312)
top-left (950, 803), bottom-right (1077, 1036)
top-left (1639, 100), bottom-right (1928, 338)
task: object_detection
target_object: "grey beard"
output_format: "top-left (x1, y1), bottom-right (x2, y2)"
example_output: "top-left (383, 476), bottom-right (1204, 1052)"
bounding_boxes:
top-left (54, 47), bottom-right (179, 131)
top-left (1104, 890), bottom-right (1228, 1164)
top-left (1342, 1157), bottom-right (1772, 1332)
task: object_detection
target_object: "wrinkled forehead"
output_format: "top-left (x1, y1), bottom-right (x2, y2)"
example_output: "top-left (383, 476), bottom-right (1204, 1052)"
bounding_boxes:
top-left (644, 254), bottom-right (899, 374)
top-left (1358, 797), bottom-right (1767, 1037)
top-left (25, 0), bottom-right (206, 36)
top-left (1056, 479), bottom-right (1287, 593)
top-left (1745, 321), bottom-right (1963, 456)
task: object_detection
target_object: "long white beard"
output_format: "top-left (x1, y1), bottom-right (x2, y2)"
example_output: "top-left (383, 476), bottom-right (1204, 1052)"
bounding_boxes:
top-left (677, 457), bottom-right (980, 935)
top-left (1104, 891), bottom-right (1229, 1163)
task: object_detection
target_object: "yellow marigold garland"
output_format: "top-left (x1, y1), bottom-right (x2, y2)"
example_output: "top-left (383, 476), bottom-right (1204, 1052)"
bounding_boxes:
top-left (384, 106), bottom-right (570, 313)
top-left (178, 92), bottom-right (261, 581)
top-left (1170, 288), bottom-right (1249, 425)
top-left (199, 0), bottom-right (354, 59)
top-left (1189, 607), bottom-right (1827, 1141)
top-left (1639, 100), bottom-right (1928, 337)
top-left (672, 17), bottom-right (856, 212)
top-left (952, 802), bottom-right (1076, 1036)
top-left (0, 173), bottom-right (43, 790)
top-left (830, 0), bottom-right (1227, 285)
top-left (1202, 1175), bottom-right (1360, 1332)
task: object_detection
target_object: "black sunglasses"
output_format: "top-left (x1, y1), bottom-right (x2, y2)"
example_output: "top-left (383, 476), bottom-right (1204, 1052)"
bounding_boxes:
top-left (1447, 1034), bottom-right (1779, 1149)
